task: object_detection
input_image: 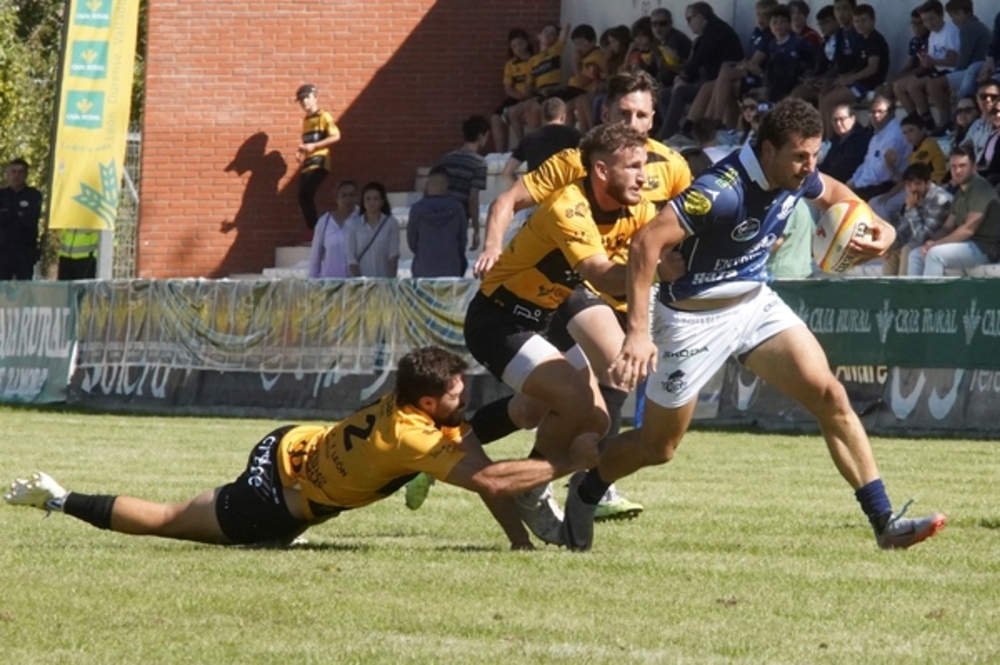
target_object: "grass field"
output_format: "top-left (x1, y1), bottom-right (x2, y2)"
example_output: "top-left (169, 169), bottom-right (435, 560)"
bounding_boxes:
top-left (1, 406), bottom-right (998, 664)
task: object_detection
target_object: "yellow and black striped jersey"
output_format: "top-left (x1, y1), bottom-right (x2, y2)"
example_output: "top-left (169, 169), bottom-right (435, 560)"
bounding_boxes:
top-left (301, 110), bottom-right (338, 172)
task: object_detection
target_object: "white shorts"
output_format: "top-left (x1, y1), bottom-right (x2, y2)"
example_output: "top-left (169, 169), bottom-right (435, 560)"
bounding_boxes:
top-left (644, 284), bottom-right (802, 409)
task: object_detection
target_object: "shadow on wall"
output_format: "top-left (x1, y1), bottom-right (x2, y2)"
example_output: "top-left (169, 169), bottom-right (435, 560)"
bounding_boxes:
top-left (216, 132), bottom-right (294, 278)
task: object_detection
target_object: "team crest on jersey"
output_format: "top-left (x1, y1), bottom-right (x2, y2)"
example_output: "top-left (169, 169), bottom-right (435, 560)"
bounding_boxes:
top-left (731, 218), bottom-right (761, 242)
top-left (662, 370), bottom-right (687, 394)
top-left (564, 202), bottom-right (588, 219)
top-left (644, 174), bottom-right (661, 191)
top-left (683, 190), bottom-right (712, 217)
top-left (776, 196), bottom-right (796, 221)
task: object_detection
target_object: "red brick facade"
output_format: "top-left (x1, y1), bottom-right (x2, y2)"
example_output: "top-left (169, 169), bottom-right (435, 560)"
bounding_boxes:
top-left (138, 0), bottom-right (560, 277)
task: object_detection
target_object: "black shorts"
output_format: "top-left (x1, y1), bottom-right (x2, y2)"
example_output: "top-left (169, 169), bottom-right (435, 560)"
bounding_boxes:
top-left (464, 292), bottom-right (552, 382)
top-left (546, 287), bottom-right (626, 352)
top-left (215, 426), bottom-right (307, 545)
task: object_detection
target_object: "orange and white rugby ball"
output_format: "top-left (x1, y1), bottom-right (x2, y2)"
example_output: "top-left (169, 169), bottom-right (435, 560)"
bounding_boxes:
top-left (813, 198), bottom-right (874, 274)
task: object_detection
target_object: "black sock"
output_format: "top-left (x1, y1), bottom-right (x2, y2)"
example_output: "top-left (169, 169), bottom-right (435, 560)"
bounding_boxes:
top-left (578, 468), bottom-right (610, 505)
top-left (469, 395), bottom-right (517, 445)
top-left (63, 492), bottom-right (118, 530)
top-left (598, 385), bottom-right (628, 454)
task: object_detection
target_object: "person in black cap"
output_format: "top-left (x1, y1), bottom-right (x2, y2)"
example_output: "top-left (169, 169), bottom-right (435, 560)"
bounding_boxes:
top-left (295, 83), bottom-right (341, 237)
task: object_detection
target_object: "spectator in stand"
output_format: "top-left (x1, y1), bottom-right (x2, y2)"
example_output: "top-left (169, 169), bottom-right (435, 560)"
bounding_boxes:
top-left (565, 24), bottom-right (607, 131)
top-left (501, 97), bottom-right (582, 188)
top-left (436, 115), bottom-right (489, 250)
top-left (877, 8), bottom-right (930, 101)
top-left (705, 0), bottom-right (777, 132)
top-left (976, 9), bottom-right (1000, 84)
top-left (0, 158), bottom-right (42, 281)
top-left (961, 79), bottom-right (1000, 163)
top-left (847, 95), bottom-right (913, 203)
top-left (820, 104), bottom-right (873, 182)
top-left (524, 22), bottom-right (570, 129)
top-left (490, 29), bottom-right (535, 154)
top-left (871, 113), bottom-right (948, 222)
top-left (908, 145), bottom-right (1000, 275)
top-left (789, 1), bottom-right (823, 47)
top-left (647, 8), bottom-right (692, 89)
top-left (592, 25), bottom-right (632, 121)
top-left (952, 94), bottom-right (980, 148)
top-left (690, 117), bottom-right (734, 164)
top-left (975, 92), bottom-right (1000, 184)
top-left (761, 5), bottom-right (815, 103)
top-left (657, 2), bottom-right (744, 141)
top-left (943, 0), bottom-right (991, 103)
top-left (883, 163), bottom-right (953, 275)
top-left (407, 166), bottom-right (468, 278)
top-left (622, 19), bottom-right (657, 79)
top-left (308, 180), bottom-right (358, 279)
top-left (817, 4), bottom-right (889, 139)
top-left (895, 1), bottom-right (960, 135)
top-left (791, 0), bottom-right (862, 105)
top-left (294, 84), bottom-right (341, 235)
top-left (347, 182), bottom-right (399, 278)
top-left (735, 92), bottom-right (770, 146)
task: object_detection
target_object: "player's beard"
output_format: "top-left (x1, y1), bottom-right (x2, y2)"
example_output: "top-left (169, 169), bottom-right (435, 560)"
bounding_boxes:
top-left (607, 179), bottom-right (639, 206)
top-left (436, 406), bottom-right (466, 428)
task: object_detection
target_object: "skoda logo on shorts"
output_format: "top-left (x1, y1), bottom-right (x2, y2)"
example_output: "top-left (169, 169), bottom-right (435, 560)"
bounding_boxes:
top-left (731, 218), bottom-right (761, 242)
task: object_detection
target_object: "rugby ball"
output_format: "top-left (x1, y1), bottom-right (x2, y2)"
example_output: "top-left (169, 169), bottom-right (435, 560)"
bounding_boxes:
top-left (813, 198), bottom-right (874, 274)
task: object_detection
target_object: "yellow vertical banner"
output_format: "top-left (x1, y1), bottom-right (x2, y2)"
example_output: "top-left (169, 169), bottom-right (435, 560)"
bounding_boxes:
top-left (49, 0), bottom-right (140, 231)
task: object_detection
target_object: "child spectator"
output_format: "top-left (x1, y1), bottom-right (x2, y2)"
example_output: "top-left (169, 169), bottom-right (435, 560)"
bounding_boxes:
top-left (436, 115), bottom-right (490, 250)
top-left (761, 5), bottom-right (815, 103)
top-left (871, 113), bottom-right (948, 222)
top-left (792, 0), bottom-right (861, 105)
top-left (490, 29), bottom-right (534, 154)
top-left (818, 4), bottom-right (889, 139)
top-left (788, 1), bottom-right (822, 47)
top-left (565, 24), bottom-right (607, 131)
top-left (308, 180), bottom-right (358, 278)
top-left (347, 182), bottom-right (399, 277)
top-left (294, 84), bottom-right (341, 235)
top-left (407, 167), bottom-right (468, 278)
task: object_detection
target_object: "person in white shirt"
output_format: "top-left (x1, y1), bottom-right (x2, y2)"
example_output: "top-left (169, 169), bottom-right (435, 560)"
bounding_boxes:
top-left (308, 180), bottom-right (358, 278)
top-left (894, 0), bottom-right (960, 134)
top-left (847, 95), bottom-right (913, 204)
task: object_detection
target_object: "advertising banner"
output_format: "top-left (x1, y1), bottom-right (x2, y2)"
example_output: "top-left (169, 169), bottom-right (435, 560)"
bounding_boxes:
top-left (0, 282), bottom-right (75, 403)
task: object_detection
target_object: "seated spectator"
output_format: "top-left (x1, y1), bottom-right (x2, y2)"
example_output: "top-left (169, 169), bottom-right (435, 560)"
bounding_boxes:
top-left (592, 25), bottom-right (632, 120)
top-left (501, 97), bottom-right (582, 187)
top-left (525, 22), bottom-right (570, 128)
top-left (490, 29), bottom-right (534, 154)
top-left (789, 1), bottom-right (823, 47)
top-left (820, 103), bottom-right (873, 182)
top-left (847, 96), bottom-right (913, 202)
top-left (818, 4), bottom-right (889, 139)
top-left (975, 92), bottom-right (1000, 184)
top-left (761, 4), bottom-right (815, 103)
top-left (883, 163), bottom-right (953, 275)
top-left (347, 182), bottom-right (400, 278)
top-left (734, 92), bottom-right (769, 146)
top-left (961, 79), bottom-right (1000, 162)
top-left (952, 94), bottom-right (980, 148)
top-left (976, 9), bottom-right (1000, 84)
top-left (649, 7), bottom-right (692, 89)
top-left (943, 0), bottom-right (991, 102)
top-left (871, 113), bottom-right (948, 221)
top-left (436, 115), bottom-right (489, 250)
top-left (705, 0), bottom-right (777, 131)
top-left (565, 24), bottom-right (607, 131)
top-left (877, 7), bottom-right (930, 100)
top-left (690, 117), bottom-right (734, 163)
top-left (908, 145), bottom-right (1000, 275)
top-left (791, 0), bottom-right (862, 105)
top-left (308, 179), bottom-right (358, 278)
top-left (894, 1), bottom-right (960, 135)
top-left (656, 2), bottom-right (744, 141)
top-left (407, 166), bottom-right (468, 278)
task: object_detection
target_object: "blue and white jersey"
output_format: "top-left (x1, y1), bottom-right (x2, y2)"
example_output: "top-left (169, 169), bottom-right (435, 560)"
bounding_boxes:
top-left (662, 143), bottom-right (824, 303)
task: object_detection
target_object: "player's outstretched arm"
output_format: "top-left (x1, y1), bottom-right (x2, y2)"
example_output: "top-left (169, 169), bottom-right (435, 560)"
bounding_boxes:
top-left (815, 173), bottom-right (897, 260)
top-left (473, 181), bottom-right (535, 277)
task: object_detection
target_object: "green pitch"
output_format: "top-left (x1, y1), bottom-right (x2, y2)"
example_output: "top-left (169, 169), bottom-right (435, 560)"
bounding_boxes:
top-left (1, 406), bottom-right (997, 664)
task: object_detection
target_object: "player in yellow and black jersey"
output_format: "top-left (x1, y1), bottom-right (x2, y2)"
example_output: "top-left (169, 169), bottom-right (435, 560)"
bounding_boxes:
top-left (295, 83), bottom-right (341, 232)
top-left (4, 348), bottom-right (598, 550)
top-left (462, 124), bottom-right (649, 544)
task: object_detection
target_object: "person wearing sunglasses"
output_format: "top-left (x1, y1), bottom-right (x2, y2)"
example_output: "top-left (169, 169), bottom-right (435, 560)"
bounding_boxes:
top-left (958, 79), bottom-right (1000, 163)
top-left (952, 95), bottom-right (980, 149)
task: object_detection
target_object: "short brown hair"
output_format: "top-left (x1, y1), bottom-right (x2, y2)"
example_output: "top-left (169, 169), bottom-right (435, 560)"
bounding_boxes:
top-left (755, 98), bottom-right (823, 149)
top-left (580, 122), bottom-right (647, 174)
top-left (395, 347), bottom-right (467, 408)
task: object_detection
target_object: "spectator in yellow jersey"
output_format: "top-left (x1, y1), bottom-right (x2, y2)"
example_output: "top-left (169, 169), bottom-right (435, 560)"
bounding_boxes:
top-left (565, 24), bottom-right (607, 131)
top-left (524, 23), bottom-right (570, 129)
top-left (294, 84), bottom-right (341, 237)
top-left (490, 29), bottom-right (535, 154)
top-left (4, 347), bottom-right (599, 550)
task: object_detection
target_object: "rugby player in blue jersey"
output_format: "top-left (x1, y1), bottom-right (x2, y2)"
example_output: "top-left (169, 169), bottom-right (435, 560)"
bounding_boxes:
top-left (563, 97), bottom-right (946, 552)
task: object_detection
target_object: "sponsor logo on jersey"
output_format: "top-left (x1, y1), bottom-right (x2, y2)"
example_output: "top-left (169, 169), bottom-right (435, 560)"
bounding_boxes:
top-left (682, 190), bottom-right (712, 217)
top-left (731, 218), bottom-right (761, 242)
top-left (564, 202), bottom-right (588, 219)
top-left (662, 346), bottom-right (708, 359)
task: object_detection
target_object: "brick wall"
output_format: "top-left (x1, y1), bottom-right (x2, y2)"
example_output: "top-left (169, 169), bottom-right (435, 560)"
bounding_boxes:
top-left (138, 0), bottom-right (560, 277)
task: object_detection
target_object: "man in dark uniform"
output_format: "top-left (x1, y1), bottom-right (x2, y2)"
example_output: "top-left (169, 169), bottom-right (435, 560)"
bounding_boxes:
top-left (0, 158), bottom-right (43, 280)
